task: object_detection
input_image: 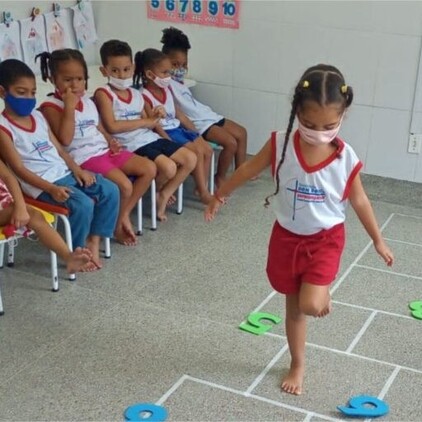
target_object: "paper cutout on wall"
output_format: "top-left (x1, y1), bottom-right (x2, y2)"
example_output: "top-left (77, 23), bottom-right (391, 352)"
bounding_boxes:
top-left (0, 21), bottom-right (23, 62)
top-left (45, 9), bottom-right (77, 51)
top-left (20, 15), bottom-right (48, 73)
top-left (71, 1), bottom-right (97, 49)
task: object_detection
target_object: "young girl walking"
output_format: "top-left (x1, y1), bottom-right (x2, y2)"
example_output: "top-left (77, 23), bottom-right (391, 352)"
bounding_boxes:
top-left (133, 48), bottom-right (213, 205)
top-left (205, 64), bottom-right (394, 395)
top-left (37, 49), bottom-right (156, 245)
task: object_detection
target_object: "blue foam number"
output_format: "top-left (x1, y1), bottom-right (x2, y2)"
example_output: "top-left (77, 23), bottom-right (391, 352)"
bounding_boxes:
top-left (124, 403), bottom-right (168, 422)
top-left (239, 312), bottom-right (282, 335)
top-left (337, 395), bottom-right (389, 418)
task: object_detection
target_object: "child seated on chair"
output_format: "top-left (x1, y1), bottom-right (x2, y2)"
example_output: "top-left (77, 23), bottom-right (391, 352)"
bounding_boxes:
top-left (0, 59), bottom-right (119, 272)
top-left (94, 40), bottom-right (196, 222)
top-left (0, 159), bottom-right (92, 273)
top-left (161, 27), bottom-right (248, 188)
top-left (133, 47), bottom-right (213, 205)
top-left (36, 49), bottom-right (156, 245)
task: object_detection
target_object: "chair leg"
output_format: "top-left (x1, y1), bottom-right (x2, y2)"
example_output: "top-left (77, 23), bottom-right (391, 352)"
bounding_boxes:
top-left (210, 151), bottom-right (215, 195)
top-left (7, 240), bottom-right (15, 267)
top-left (104, 238), bottom-right (111, 259)
top-left (0, 281), bottom-right (4, 316)
top-left (151, 179), bottom-right (157, 231)
top-left (177, 183), bottom-right (183, 215)
top-left (0, 243), bottom-right (4, 269)
top-left (136, 198), bottom-right (143, 236)
top-left (50, 250), bottom-right (59, 292)
top-left (58, 215), bottom-right (76, 281)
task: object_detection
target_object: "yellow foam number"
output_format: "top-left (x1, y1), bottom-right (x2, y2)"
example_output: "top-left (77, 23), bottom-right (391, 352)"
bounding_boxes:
top-left (239, 312), bottom-right (282, 335)
top-left (409, 301), bottom-right (422, 320)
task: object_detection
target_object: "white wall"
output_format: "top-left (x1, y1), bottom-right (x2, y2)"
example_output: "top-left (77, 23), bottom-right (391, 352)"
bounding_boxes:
top-left (3, 1), bottom-right (422, 182)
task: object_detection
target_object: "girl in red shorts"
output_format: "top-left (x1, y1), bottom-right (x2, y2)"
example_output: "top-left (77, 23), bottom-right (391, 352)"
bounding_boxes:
top-left (205, 64), bottom-right (394, 396)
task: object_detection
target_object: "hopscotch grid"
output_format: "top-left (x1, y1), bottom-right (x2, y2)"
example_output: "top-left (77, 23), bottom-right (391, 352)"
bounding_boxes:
top-left (345, 311), bottom-right (378, 353)
top-left (158, 374), bottom-right (344, 422)
top-left (263, 330), bottom-right (422, 375)
top-left (384, 238), bottom-right (422, 248)
top-left (355, 264), bottom-right (422, 281)
top-left (394, 212), bottom-right (422, 220)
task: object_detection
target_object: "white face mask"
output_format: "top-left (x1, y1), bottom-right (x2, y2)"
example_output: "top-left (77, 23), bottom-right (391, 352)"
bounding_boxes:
top-left (154, 75), bottom-right (171, 89)
top-left (108, 76), bottom-right (133, 90)
top-left (298, 118), bottom-right (342, 146)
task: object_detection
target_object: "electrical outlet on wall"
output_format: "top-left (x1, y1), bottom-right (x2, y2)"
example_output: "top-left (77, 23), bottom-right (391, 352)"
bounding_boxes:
top-left (408, 134), bottom-right (422, 154)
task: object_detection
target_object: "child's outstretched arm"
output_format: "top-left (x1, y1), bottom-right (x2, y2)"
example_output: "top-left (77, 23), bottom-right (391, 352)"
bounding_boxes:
top-left (0, 159), bottom-right (29, 228)
top-left (349, 173), bottom-right (394, 266)
top-left (205, 139), bottom-right (272, 221)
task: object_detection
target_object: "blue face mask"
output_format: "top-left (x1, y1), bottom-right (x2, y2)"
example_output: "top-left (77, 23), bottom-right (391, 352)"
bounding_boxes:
top-left (5, 93), bottom-right (36, 117)
top-left (170, 67), bottom-right (187, 83)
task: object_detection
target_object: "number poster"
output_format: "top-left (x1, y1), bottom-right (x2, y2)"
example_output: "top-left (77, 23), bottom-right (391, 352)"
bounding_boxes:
top-left (147, 0), bottom-right (240, 29)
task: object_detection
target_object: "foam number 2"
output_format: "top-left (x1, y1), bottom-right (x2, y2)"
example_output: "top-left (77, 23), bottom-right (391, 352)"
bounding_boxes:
top-left (124, 403), bottom-right (168, 422)
top-left (337, 395), bottom-right (389, 418)
top-left (409, 301), bottom-right (422, 320)
top-left (239, 312), bottom-right (282, 335)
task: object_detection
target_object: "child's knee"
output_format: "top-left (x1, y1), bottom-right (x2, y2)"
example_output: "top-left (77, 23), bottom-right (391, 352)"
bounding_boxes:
top-left (298, 298), bottom-right (324, 317)
top-left (182, 149), bottom-right (197, 170)
top-left (159, 160), bottom-right (177, 179)
top-left (27, 207), bottom-right (45, 226)
top-left (144, 160), bottom-right (157, 180)
top-left (223, 137), bottom-right (237, 153)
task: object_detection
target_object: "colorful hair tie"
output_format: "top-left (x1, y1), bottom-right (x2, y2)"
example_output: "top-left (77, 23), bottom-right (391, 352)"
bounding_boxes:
top-left (303, 80), bottom-right (309, 88)
top-left (341, 84), bottom-right (348, 94)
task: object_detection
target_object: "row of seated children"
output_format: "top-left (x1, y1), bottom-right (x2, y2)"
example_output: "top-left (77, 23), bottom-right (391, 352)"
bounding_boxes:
top-left (0, 27), bottom-right (247, 273)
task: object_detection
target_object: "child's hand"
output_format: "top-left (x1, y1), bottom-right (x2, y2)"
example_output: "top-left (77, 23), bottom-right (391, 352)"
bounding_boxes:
top-left (374, 240), bottom-right (394, 267)
top-left (11, 206), bottom-right (30, 228)
top-left (74, 169), bottom-right (96, 187)
top-left (152, 105), bottom-right (166, 119)
top-left (143, 118), bottom-right (160, 129)
top-left (62, 87), bottom-right (80, 110)
top-left (49, 185), bottom-right (72, 202)
top-left (204, 196), bottom-right (226, 222)
top-left (109, 138), bottom-right (123, 156)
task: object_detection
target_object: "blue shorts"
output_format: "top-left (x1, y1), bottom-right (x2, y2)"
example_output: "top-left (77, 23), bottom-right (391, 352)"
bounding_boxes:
top-left (134, 138), bottom-right (182, 161)
top-left (165, 127), bottom-right (199, 145)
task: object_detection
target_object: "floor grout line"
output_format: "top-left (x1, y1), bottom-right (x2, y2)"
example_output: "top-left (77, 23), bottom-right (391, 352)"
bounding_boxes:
top-left (355, 264), bottom-right (422, 281)
top-left (345, 311), bottom-right (378, 353)
top-left (156, 374), bottom-right (189, 406)
top-left (264, 331), bottom-right (422, 375)
top-left (384, 238), bottom-right (422, 248)
top-left (332, 300), bottom-right (414, 320)
top-left (245, 344), bottom-right (289, 395)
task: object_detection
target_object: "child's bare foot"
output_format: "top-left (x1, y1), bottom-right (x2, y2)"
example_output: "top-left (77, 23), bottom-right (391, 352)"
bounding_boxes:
top-left (114, 226), bottom-right (137, 246)
top-left (167, 194), bottom-right (176, 206)
top-left (85, 237), bottom-right (103, 271)
top-left (156, 192), bottom-right (168, 222)
top-left (200, 192), bottom-right (213, 205)
top-left (281, 365), bottom-right (304, 395)
top-left (66, 247), bottom-right (92, 273)
top-left (317, 296), bottom-right (332, 318)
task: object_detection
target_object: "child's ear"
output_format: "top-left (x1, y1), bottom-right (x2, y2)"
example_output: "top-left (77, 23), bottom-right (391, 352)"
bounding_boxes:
top-left (145, 70), bottom-right (154, 81)
top-left (99, 66), bottom-right (108, 77)
top-left (0, 85), bottom-right (6, 99)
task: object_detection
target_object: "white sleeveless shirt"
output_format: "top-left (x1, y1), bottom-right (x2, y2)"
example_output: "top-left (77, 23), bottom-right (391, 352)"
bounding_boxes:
top-left (40, 93), bottom-right (109, 165)
top-left (95, 85), bottom-right (160, 151)
top-left (0, 110), bottom-right (70, 198)
top-left (271, 130), bottom-right (362, 235)
top-left (169, 79), bottom-right (223, 134)
top-left (142, 86), bottom-right (180, 131)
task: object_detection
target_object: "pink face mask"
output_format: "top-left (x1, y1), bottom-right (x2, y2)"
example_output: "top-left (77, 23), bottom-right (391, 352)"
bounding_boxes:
top-left (298, 118), bottom-right (342, 146)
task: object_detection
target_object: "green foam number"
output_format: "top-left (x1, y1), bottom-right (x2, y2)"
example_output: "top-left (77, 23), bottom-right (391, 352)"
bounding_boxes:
top-left (409, 301), bottom-right (422, 320)
top-left (239, 312), bottom-right (282, 335)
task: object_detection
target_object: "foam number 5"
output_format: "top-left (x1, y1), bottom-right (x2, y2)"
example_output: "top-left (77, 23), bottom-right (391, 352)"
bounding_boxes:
top-left (409, 300), bottom-right (422, 320)
top-left (239, 312), bottom-right (282, 335)
top-left (124, 403), bottom-right (167, 422)
top-left (337, 395), bottom-right (389, 418)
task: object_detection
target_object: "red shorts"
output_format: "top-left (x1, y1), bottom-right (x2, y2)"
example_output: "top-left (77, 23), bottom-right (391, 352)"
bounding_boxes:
top-left (266, 222), bottom-right (345, 295)
top-left (81, 150), bottom-right (133, 176)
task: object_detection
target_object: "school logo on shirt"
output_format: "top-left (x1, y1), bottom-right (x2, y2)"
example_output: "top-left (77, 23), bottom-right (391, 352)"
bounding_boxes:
top-left (118, 110), bottom-right (141, 120)
top-left (284, 179), bottom-right (326, 220)
top-left (30, 140), bottom-right (53, 161)
top-left (76, 119), bottom-right (96, 137)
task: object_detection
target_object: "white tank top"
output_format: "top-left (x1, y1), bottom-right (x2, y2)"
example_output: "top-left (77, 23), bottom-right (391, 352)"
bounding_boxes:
top-left (40, 93), bottom-right (109, 165)
top-left (170, 79), bottom-right (223, 134)
top-left (0, 110), bottom-right (70, 198)
top-left (95, 85), bottom-right (160, 151)
top-left (142, 86), bottom-right (180, 131)
top-left (271, 130), bottom-right (362, 235)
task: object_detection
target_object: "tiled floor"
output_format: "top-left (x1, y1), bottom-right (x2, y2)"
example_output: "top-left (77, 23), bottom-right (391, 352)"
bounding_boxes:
top-left (0, 172), bottom-right (421, 421)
